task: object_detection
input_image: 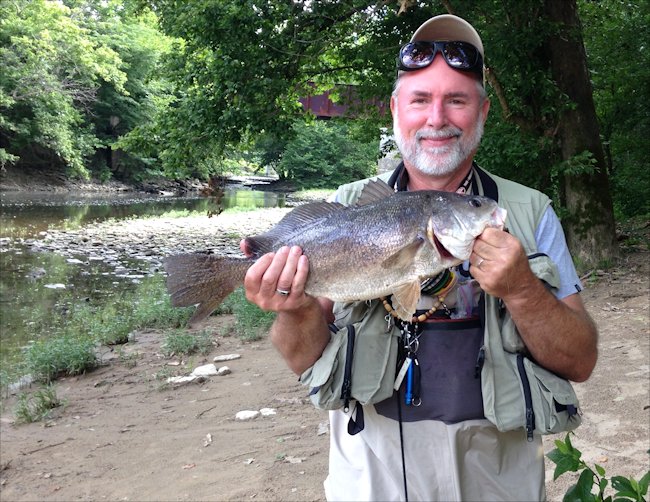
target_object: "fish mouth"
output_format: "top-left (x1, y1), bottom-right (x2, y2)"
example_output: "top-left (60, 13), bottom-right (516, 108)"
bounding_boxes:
top-left (427, 218), bottom-right (459, 261)
top-left (433, 234), bottom-right (454, 260)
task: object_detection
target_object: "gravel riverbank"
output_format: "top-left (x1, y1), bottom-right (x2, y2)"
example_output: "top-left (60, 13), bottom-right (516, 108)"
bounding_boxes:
top-left (3, 208), bottom-right (293, 278)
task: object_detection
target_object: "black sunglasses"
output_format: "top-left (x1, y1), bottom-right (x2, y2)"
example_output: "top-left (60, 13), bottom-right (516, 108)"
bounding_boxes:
top-left (397, 41), bottom-right (483, 77)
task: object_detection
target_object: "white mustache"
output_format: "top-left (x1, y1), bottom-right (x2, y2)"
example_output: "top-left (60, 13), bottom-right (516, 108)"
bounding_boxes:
top-left (415, 127), bottom-right (462, 141)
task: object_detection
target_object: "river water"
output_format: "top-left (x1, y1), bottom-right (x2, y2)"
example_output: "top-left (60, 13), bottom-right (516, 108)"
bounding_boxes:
top-left (0, 188), bottom-right (285, 369)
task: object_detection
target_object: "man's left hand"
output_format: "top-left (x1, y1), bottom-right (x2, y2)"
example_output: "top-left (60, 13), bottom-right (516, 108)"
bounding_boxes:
top-left (469, 227), bottom-right (535, 299)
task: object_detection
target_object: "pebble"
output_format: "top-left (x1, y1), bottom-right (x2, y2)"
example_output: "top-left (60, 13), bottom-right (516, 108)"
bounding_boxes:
top-left (2, 208), bottom-right (293, 282)
top-left (191, 364), bottom-right (219, 377)
top-left (213, 354), bottom-right (241, 362)
top-left (235, 410), bottom-right (260, 421)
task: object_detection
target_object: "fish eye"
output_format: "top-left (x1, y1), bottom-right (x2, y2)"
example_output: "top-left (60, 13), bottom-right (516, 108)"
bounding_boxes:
top-left (469, 198), bottom-right (482, 208)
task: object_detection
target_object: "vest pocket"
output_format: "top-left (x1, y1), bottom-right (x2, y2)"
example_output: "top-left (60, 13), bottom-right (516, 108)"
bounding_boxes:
top-left (520, 355), bottom-right (582, 434)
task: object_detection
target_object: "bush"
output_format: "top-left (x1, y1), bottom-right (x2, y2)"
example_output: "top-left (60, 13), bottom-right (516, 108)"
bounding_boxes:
top-left (222, 288), bottom-right (275, 341)
top-left (23, 336), bottom-right (97, 383)
top-left (14, 385), bottom-right (63, 424)
top-left (278, 121), bottom-right (378, 189)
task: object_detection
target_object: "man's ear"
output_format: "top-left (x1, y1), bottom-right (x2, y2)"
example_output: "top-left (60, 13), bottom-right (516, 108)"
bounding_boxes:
top-left (481, 97), bottom-right (490, 125)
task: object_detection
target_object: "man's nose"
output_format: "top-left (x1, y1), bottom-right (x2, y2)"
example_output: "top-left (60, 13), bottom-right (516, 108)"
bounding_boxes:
top-left (425, 101), bottom-right (447, 129)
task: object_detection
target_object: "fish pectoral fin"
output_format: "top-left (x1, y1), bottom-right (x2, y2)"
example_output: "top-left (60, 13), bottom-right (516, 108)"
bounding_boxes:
top-left (390, 281), bottom-right (421, 321)
top-left (380, 238), bottom-right (424, 270)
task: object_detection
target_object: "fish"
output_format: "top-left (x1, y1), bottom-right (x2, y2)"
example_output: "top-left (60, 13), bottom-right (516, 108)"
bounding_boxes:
top-left (164, 179), bottom-right (506, 326)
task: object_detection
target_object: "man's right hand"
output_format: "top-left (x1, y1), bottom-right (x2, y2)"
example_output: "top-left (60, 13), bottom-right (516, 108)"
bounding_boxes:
top-left (240, 240), bottom-right (333, 375)
top-left (242, 244), bottom-right (315, 313)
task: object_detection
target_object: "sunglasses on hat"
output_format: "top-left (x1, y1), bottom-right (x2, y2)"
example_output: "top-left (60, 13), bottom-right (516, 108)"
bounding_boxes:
top-left (397, 41), bottom-right (483, 78)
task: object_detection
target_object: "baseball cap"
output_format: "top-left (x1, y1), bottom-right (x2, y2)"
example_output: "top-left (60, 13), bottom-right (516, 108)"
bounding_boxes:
top-left (410, 14), bottom-right (484, 60)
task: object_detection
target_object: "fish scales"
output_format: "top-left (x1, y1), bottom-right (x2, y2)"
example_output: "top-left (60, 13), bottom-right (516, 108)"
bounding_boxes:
top-left (293, 194), bottom-right (437, 300)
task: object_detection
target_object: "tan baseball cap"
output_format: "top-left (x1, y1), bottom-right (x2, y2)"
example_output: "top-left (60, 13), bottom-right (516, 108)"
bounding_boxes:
top-left (410, 14), bottom-right (484, 60)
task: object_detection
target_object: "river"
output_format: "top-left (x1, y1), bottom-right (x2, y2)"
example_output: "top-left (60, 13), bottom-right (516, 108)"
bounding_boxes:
top-left (0, 187), bottom-right (286, 369)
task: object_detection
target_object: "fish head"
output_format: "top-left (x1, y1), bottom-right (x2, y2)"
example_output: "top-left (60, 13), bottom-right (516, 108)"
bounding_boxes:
top-left (426, 193), bottom-right (507, 262)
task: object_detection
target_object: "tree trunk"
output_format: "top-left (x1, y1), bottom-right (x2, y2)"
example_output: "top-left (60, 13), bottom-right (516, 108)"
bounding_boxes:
top-left (544, 0), bottom-right (619, 267)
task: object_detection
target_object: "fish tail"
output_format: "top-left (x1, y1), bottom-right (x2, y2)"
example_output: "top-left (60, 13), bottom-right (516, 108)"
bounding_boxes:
top-left (164, 253), bottom-right (251, 326)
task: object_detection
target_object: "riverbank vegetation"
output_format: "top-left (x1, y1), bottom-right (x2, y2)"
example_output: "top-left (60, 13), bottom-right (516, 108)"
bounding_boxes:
top-left (0, 275), bottom-right (275, 407)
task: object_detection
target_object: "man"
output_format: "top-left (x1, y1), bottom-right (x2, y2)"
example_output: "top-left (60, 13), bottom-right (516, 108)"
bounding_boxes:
top-left (242, 14), bottom-right (598, 501)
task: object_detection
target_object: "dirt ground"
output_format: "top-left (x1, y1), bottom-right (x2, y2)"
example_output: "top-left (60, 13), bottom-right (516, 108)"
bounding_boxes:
top-left (1, 250), bottom-right (648, 501)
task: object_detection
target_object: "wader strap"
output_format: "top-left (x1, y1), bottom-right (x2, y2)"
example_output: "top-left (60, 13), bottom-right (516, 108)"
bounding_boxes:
top-left (473, 164), bottom-right (499, 202)
top-left (387, 162), bottom-right (406, 191)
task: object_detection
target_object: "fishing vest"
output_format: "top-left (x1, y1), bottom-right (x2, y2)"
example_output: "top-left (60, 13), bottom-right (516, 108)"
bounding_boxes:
top-left (301, 166), bottom-right (582, 439)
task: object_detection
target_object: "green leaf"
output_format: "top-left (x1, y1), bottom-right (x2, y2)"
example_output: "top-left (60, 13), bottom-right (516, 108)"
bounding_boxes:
top-left (564, 470), bottom-right (597, 502)
top-left (639, 471), bottom-right (650, 495)
top-left (600, 477), bottom-right (610, 493)
top-left (595, 464), bottom-right (607, 477)
top-left (552, 455), bottom-right (583, 481)
top-left (612, 477), bottom-right (635, 494)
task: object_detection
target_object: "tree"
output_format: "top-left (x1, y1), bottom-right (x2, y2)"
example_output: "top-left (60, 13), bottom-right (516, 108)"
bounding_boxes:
top-left (579, 0), bottom-right (650, 219)
top-left (0, 0), bottom-right (175, 180)
top-left (0, 0), bottom-right (127, 177)
top-left (278, 120), bottom-right (378, 188)
top-left (544, 0), bottom-right (618, 264)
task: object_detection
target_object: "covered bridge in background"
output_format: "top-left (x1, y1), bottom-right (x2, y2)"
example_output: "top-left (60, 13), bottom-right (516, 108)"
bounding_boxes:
top-left (299, 85), bottom-right (387, 119)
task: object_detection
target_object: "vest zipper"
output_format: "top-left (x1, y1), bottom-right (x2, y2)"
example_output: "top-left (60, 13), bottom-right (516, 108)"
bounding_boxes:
top-left (516, 353), bottom-right (535, 442)
top-left (341, 324), bottom-right (356, 412)
top-left (475, 345), bottom-right (486, 378)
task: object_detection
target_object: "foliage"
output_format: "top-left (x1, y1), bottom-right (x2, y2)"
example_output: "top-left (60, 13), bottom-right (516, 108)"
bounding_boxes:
top-left (70, 303), bottom-right (134, 345)
top-left (161, 330), bottom-right (213, 357)
top-left (0, 0), bottom-right (125, 177)
top-left (13, 385), bottom-right (64, 424)
top-left (578, 0), bottom-right (650, 219)
top-left (278, 120), bottom-right (378, 188)
top-left (23, 335), bottom-right (97, 383)
top-left (127, 275), bottom-right (194, 329)
top-left (548, 433), bottom-right (650, 501)
top-left (6, 275), bottom-right (193, 386)
top-left (52, 275), bottom-right (192, 346)
top-left (0, 0), bottom-right (174, 180)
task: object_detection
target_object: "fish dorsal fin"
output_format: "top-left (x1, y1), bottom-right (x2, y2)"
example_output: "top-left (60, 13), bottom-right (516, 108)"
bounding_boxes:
top-left (246, 201), bottom-right (346, 256)
top-left (390, 280), bottom-right (422, 321)
top-left (354, 179), bottom-right (395, 206)
top-left (380, 237), bottom-right (425, 270)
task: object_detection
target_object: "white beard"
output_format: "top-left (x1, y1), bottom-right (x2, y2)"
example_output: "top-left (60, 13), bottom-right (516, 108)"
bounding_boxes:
top-left (393, 108), bottom-right (484, 177)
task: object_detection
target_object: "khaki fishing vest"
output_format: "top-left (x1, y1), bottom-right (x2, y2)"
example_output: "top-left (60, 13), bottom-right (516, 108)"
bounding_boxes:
top-left (301, 167), bottom-right (582, 438)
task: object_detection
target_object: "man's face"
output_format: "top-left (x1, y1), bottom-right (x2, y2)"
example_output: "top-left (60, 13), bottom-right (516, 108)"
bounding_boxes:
top-left (391, 55), bottom-right (490, 177)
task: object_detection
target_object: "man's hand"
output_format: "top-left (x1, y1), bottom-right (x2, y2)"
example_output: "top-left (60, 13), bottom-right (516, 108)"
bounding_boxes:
top-left (240, 240), bottom-right (333, 375)
top-left (468, 228), bottom-right (597, 382)
top-left (242, 243), bottom-right (315, 313)
top-left (469, 227), bottom-right (535, 300)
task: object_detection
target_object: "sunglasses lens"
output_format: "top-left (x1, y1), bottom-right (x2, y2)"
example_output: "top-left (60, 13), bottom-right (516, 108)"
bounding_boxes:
top-left (398, 41), bottom-right (482, 75)
top-left (400, 42), bottom-right (434, 69)
top-left (442, 42), bottom-right (479, 69)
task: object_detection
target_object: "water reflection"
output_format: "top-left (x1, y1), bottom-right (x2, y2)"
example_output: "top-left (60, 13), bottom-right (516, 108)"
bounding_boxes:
top-left (0, 188), bottom-right (285, 367)
top-left (0, 188), bottom-right (285, 238)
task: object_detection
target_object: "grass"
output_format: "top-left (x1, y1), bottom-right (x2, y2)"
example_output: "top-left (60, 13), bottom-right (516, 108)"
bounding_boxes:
top-left (4, 272), bottom-right (275, 396)
top-left (24, 335), bottom-right (98, 384)
top-left (218, 287), bottom-right (275, 341)
top-left (10, 275), bottom-right (194, 387)
top-left (161, 330), bottom-right (213, 357)
top-left (13, 385), bottom-right (64, 424)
